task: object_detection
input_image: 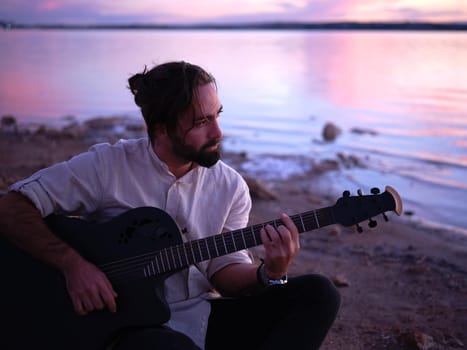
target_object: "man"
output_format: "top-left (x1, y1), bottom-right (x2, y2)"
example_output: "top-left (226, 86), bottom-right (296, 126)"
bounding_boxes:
top-left (0, 61), bottom-right (340, 349)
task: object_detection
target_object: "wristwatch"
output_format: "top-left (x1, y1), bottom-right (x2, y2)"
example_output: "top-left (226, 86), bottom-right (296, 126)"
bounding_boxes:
top-left (256, 261), bottom-right (288, 286)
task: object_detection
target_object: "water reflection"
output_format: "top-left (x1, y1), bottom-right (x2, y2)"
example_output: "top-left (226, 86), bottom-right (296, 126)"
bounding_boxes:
top-left (1, 29), bottom-right (467, 229)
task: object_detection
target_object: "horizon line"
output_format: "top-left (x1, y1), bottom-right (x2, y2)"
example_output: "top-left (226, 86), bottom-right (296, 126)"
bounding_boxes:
top-left (2, 20), bottom-right (467, 31)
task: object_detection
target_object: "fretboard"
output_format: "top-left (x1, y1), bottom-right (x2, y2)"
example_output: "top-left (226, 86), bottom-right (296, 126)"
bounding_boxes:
top-left (143, 207), bottom-right (334, 277)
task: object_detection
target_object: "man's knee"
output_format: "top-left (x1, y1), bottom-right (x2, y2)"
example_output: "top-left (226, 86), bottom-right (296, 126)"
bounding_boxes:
top-left (291, 274), bottom-right (341, 313)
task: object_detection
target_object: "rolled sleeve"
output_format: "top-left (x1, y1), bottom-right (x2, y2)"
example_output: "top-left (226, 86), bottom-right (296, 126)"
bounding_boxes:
top-left (9, 150), bottom-right (104, 217)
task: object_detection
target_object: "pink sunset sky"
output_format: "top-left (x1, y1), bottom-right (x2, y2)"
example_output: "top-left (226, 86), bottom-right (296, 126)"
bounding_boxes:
top-left (1, 0), bottom-right (466, 24)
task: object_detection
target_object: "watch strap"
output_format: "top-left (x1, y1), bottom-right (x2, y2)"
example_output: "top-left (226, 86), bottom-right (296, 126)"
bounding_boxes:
top-left (256, 261), bottom-right (288, 286)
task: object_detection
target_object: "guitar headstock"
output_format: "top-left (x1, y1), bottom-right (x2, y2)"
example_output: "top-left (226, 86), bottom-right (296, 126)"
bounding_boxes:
top-left (332, 186), bottom-right (402, 232)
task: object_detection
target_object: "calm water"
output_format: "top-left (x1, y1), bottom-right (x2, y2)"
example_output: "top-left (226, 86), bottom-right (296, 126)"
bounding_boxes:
top-left (1, 29), bottom-right (467, 232)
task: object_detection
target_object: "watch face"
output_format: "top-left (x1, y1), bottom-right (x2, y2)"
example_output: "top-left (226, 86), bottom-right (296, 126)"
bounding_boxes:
top-left (268, 275), bottom-right (288, 285)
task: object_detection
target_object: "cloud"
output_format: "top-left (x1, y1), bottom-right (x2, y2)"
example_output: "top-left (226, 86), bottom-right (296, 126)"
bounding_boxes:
top-left (0, 0), bottom-right (167, 24)
top-left (1, 0), bottom-right (466, 24)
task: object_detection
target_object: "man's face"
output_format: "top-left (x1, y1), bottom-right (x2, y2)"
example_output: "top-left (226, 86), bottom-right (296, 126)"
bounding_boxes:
top-left (171, 83), bottom-right (224, 168)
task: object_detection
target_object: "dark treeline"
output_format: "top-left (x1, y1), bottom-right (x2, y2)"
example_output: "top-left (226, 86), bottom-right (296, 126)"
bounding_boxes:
top-left (2, 21), bottom-right (467, 31)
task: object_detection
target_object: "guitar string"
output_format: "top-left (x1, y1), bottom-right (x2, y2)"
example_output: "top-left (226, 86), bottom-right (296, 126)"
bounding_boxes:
top-left (101, 211), bottom-right (331, 283)
top-left (99, 209), bottom-right (329, 272)
top-left (100, 210), bottom-right (332, 282)
top-left (101, 210), bottom-right (332, 282)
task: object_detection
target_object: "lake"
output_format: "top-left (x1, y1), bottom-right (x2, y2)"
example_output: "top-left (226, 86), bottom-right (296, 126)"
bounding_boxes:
top-left (1, 28), bottom-right (466, 233)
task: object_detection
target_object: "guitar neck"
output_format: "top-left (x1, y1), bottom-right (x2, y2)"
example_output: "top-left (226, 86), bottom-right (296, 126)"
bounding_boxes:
top-left (144, 207), bottom-right (334, 276)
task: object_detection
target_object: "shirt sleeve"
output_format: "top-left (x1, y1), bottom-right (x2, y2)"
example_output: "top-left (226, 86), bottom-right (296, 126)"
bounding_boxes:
top-left (9, 146), bottom-right (106, 217)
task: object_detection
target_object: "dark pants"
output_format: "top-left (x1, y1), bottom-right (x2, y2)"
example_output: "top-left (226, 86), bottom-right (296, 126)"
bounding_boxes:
top-left (112, 274), bottom-right (340, 350)
top-left (206, 274), bottom-right (340, 350)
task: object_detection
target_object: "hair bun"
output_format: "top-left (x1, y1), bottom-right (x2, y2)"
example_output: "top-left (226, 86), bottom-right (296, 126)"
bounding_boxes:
top-left (128, 72), bottom-right (148, 107)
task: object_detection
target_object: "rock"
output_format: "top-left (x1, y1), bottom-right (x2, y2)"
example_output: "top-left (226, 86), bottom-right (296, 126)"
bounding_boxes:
top-left (350, 127), bottom-right (378, 136)
top-left (62, 123), bottom-right (86, 139)
top-left (397, 330), bottom-right (436, 349)
top-left (327, 226), bottom-right (341, 236)
top-left (331, 274), bottom-right (350, 287)
top-left (406, 264), bottom-right (431, 274)
top-left (313, 159), bottom-right (340, 174)
top-left (336, 152), bottom-right (364, 168)
top-left (1, 115), bottom-right (18, 134)
top-left (322, 122), bottom-right (342, 141)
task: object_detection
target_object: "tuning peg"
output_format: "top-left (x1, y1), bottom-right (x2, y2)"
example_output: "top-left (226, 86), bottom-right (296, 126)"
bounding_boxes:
top-left (356, 223), bottom-right (363, 233)
top-left (342, 190), bottom-right (350, 198)
top-left (357, 189), bottom-right (364, 196)
top-left (368, 218), bottom-right (377, 228)
top-left (371, 187), bottom-right (380, 194)
top-left (382, 212), bottom-right (389, 222)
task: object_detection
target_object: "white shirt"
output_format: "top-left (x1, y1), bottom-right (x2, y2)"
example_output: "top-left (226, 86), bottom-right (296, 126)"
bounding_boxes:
top-left (10, 138), bottom-right (253, 349)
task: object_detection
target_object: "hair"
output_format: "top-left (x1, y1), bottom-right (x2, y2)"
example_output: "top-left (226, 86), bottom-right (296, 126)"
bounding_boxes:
top-left (128, 61), bottom-right (216, 143)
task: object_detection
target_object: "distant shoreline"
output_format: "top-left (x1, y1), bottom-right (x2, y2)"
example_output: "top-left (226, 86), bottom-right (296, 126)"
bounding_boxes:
top-left (2, 21), bottom-right (467, 31)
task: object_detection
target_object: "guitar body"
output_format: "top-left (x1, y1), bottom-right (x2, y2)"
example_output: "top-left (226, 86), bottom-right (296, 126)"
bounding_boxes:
top-left (0, 207), bottom-right (182, 350)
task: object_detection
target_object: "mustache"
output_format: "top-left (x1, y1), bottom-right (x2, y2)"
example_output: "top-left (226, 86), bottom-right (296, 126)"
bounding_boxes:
top-left (202, 138), bottom-right (222, 150)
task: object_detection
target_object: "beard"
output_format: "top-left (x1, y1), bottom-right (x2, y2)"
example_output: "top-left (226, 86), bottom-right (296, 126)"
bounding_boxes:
top-left (171, 137), bottom-right (221, 168)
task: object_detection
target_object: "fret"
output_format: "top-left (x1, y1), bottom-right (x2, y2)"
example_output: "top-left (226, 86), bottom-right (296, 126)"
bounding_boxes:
top-left (150, 260), bottom-right (156, 276)
top-left (240, 229), bottom-right (247, 249)
top-left (223, 232), bottom-right (233, 253)
top-left (182, 243), bottom-right (190, 266)
top-left (166, 248), bottom-right (173, 270)
top-left (206, 236), bottom-right (216, 259)
top-left (170, 246), bottom-right (178, 269)
top-left (155, 254), bottom-right (162, 274)
top-left (313, 210), bottom-right (320, 228)
top-left (215, 235), bottom-right (227, 256)
top-left (271, 220), bottom-right (277, 229)
top-left (165, 248), bottom-right (172, 270)
top-left (168, 247), bottom-right (176, 269)
top-left (243, 228), bottom-right (252, 247)
top-left (212, 236), bottom-right (220, 257)
top-left (298, 214), bottom-right (306, 232)
top-left (175, 246), bottom-right (183, 268)
top-left (251, 226), bottom-right (259, 246)
top-left (158, 251), bottom-right (166, 273)
top-left (188, 241), bottom-right (196, 265)
top-left (167, 247), bottom-right (177, 268)
top-left (162, 248), bottom-right (170, 271)
top-left (230, 232), bottom-right (237, 251)
top-left (202, 239), bottom-right (211, 260)
top-left (194, 240), bottom-right (202, 262)
top-left (221, 234), bottom-right (228, 253)
top-left (197, 240), bottom-right (203, 260)
top-left (196, 240), bottom-right (205, 261)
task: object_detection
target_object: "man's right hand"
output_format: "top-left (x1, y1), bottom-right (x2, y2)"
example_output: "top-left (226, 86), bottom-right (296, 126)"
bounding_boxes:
top-left (62, 256), bottom-right (118, 316)
top-left (0, 192), bottom-right (118, 317)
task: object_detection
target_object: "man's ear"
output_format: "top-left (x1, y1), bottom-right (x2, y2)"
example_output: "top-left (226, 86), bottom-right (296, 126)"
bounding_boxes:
top-left (154, 124), bottom-right (168, 137)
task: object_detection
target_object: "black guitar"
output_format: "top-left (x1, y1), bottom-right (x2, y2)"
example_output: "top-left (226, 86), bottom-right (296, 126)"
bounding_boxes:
top-left (0, 186), bottom-right (402, 350)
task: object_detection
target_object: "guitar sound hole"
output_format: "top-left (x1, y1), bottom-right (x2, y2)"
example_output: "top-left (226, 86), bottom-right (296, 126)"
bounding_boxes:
top-left (118, 217), bottom-right (159, 245)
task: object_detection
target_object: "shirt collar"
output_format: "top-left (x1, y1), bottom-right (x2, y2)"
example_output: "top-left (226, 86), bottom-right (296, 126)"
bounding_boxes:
top-left (147, 142), bottom-right (200, 184)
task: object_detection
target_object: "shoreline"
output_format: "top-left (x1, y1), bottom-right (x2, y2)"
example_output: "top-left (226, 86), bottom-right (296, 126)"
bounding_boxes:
top-left (2, 116), bottom-right (466, 240)
top-left (3, 115), bottom-right (467, 235)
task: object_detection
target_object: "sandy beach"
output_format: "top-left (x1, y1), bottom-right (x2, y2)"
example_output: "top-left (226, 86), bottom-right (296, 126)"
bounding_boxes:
top-left (1, 122), bottom-right (466, 350)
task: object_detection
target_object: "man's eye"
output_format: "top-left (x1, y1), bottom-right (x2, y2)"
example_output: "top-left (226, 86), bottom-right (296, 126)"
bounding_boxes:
top-left (195, 117), bottom-right (209, 127)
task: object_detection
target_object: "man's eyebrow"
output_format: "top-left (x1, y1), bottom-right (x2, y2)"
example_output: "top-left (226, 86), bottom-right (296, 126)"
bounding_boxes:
top-left (196, 105), bottom-right (223, 120)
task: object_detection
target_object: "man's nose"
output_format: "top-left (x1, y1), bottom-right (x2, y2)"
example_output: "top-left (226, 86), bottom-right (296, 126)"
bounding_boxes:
top-left (209, 118), bottom-right (223, 139)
